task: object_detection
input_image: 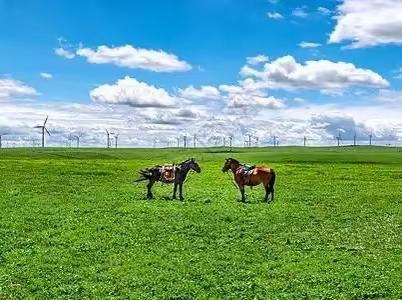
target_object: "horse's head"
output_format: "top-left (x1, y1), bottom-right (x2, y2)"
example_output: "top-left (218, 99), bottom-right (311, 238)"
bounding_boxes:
top-left (187, 158), bottom-right (201, 173)
top-left (222, 158), bottom-right (239, 172)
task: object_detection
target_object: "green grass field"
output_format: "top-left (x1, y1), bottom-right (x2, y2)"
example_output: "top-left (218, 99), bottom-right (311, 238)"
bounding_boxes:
top-left (0, 147), bottom-right (401, 299)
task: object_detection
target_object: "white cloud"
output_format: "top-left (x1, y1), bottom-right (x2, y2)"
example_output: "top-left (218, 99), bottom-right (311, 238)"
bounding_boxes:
top-left (267, 12), bottom-right (283, 19)
top-left (76, 45), bottom-right (191, 72)
top-left (298, 41), bottom-right (321, 48)
top-left (239, 55), bottom-right (389, 94)
top-left (393, 67), bottom-right (402, 79)
top-left (90, 76), bottom-right (176, 108)
top-left (1, 99), bottom-right (401, 147)
top-left (246, 55), bottom-right (269, 65)
top-left (40, 72), bottom-right (53, 79)
top-left (226, 93), bottom-right (284, 109)
top-left (377, 89), bottom-right (402, 103)
top-left (0, 78), bottom-right (39, 99)
top-left (317, 7), bottom-right (331, 15)
top-left (329, 0), bottom-right (402, 48)
top-left (55, 47), bottom-right (75, 59)
top-left (293, 97), bottom-right (305, 104)
top-left (292, 7), bottom-right (308, 18)
top-left (179, 85), bottom-right (221, 100)
top-left (219, 83), bottom-right (285, 109)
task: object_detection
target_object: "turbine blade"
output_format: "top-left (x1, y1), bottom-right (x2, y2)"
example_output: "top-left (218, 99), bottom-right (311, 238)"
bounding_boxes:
top-left (45, 127), bottom-right (51, 136)
top-left (44, 115), bottom-right (49, 125)
top-left (34, 126), bottom-right (42, 128)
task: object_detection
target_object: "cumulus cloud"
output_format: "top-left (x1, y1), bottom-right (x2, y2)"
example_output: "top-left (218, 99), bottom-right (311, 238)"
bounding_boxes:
top-left (0, 78), bottom-right (39, 99)
top-left (246, 55), bottom-right (269, 65)
top-left (90, 76), bottom-right (176, 108)
top-left (393, 67), bottom-right (402, 79)
top-left (267, 12), bottom-right (283, 19)
top-left (310, 112), bottom-right (400, 142)
top-left (76, 45), bottom-right (191, 72)
top-left (317, 7), bottom-right (331, 15)
top-left (298, 41), bottom-right (321, 48)
top-left (292, 7), bottom-right (308, 18)
top-left (377, 89), bottom-right (402, 103)
top-left (1, 99), bottom-right (401, 147)
top-left (329, 0), bottom-right (402, 48)
top-left (179, 85), bottom-right (221, 100)
top-left (219, 83), bottom-right (285, 109)
top-left (239, 55), bottom-right (388, 94)
top-left (40, 72), bottom-right (53, 79)
top-left (55, 47), bottom-right (75, 59)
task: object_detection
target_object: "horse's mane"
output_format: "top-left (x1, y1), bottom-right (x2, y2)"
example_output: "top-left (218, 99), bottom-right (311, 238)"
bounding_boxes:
top-left (179, 158), bottom-right (194, 165)
top-left (228, 158), bottom-right (241, 164)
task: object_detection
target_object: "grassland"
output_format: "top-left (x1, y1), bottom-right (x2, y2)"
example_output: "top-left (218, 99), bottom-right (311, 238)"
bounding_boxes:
top-left (0, 147), bottom-right (401, 299)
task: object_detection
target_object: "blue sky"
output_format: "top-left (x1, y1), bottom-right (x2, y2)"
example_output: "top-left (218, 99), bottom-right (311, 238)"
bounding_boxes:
top-left (1, 0), bottom-right (402, 147)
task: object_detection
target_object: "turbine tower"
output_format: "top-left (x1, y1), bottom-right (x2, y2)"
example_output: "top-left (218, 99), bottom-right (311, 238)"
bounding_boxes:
top-left (34, 116), bottom-right (50, 148)
top-left (0, 133), bottom-right (8, 149)
top-left (105, 129), bottom-right (114, 148)
top-left (336, 130), bottom-right (341, 147)
top-left (114, 133), bottom-right (119, 149)
top-left (74, 135), bottom-right (80, 148)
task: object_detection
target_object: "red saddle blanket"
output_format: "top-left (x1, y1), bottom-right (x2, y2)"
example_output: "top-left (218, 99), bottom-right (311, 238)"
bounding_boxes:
top-left (160, 165), bottom-right (176, 183)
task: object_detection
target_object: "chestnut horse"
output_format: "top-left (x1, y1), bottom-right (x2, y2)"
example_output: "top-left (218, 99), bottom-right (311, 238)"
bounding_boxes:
top-left (222, 158), bottom-right (276, 203)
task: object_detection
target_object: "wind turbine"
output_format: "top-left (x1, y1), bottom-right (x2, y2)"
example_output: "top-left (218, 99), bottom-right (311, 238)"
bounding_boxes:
top-left (74, 135), bottom-right (81, 148)
top-left (336, 130), bottom-right (342, 147)
top-left (34, 116), bottom-right (50, 148)
top-left (183, 135), bottom-right (187, 148)
top-left (114, 133), bottom-right (119, 149)
top-left (0, 133), bottom-right (8, 149)
top-left (105, 129), bottom-right (114, 148)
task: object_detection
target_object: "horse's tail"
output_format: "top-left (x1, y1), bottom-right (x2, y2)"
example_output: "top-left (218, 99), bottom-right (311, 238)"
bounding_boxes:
top-left (134, 169), bottom-right (153, 182)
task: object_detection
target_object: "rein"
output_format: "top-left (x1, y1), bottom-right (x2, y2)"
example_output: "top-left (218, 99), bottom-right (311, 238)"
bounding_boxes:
top-left (226, 171), bottom-right (238, 189)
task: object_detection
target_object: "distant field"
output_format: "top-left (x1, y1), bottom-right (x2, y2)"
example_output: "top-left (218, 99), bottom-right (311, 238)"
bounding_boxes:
top-left (0, 147), bottom-right (401, 299)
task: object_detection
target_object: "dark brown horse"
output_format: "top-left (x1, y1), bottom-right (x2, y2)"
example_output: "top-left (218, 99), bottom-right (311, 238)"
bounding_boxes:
top-left (222, 158), bottom-right (275, 203)
top-left (135, 158), bottom-right (201, 200)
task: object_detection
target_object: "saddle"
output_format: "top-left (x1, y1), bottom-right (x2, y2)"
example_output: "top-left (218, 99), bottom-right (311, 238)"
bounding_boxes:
top-left (237, 164), bottom-right (256, 177)
top-left (160, 165), bottom-right (176, 183)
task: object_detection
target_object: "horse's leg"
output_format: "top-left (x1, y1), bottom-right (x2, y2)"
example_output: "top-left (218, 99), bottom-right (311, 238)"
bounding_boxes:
top-left (264, 179), bottom-right (274, 203)
top-left (147, 180), bottom-right (155, 199)
top-left (270, 188), bottom-right (275, 202)
top-left (239, 184), bottom-right (246, 202)
top-left (179, 183), bottom-right (184, 201)
top-left (264, 184), bottom-right (270, 202)
top-left (172, 183), bottom-right (178, 200)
